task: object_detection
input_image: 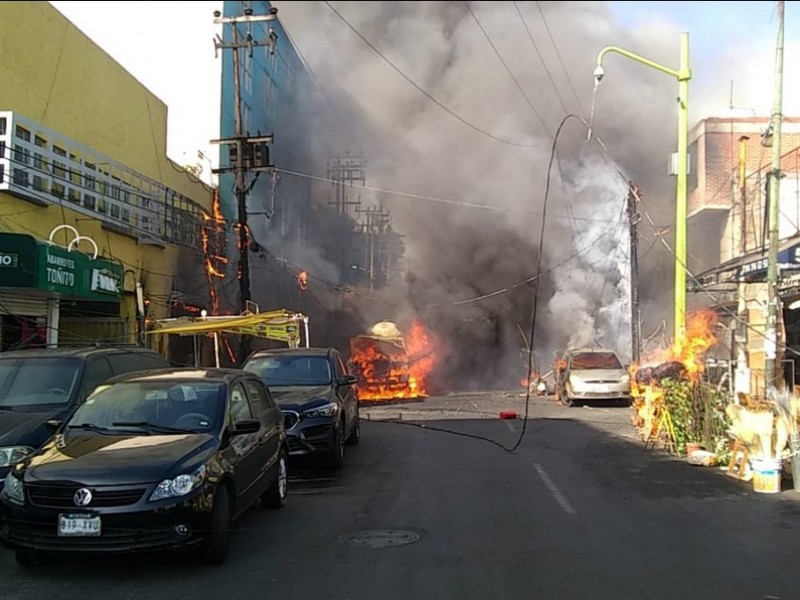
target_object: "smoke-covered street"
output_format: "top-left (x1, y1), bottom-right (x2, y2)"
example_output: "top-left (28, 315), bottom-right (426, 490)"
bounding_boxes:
top-left (2, 393), bottom-right (797, 600)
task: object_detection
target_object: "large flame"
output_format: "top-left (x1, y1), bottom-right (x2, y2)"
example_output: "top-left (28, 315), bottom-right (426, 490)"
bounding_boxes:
top-left (630, 309), bottom-right (719, 436)
top-left (348, 320), bottom-right (438, 401)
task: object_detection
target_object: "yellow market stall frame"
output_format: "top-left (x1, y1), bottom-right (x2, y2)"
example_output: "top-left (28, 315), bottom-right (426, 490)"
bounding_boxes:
top-left (149, 309), bottom-right (310, 367)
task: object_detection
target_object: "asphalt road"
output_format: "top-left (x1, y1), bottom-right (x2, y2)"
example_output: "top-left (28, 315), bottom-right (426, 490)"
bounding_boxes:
top-left (1, 392), bottom-right (799, 600)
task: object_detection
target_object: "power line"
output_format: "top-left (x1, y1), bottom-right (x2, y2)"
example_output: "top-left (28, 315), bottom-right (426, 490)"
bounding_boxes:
top-left (534, 1), bottom-right (587, 117)
top-left (464, 1), bottom-right (551, 136)
top-left (274, 166), bottom-right (623, 224)
top-left (320, 0), bottom-right (539, 148)
top-left (511, 0), bottom-right (570, 115)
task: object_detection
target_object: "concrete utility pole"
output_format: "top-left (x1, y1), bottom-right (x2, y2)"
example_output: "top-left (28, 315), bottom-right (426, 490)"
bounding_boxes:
top-left (212, 7), bottom-right (277, 359)
top-left (628, 184), bottom-right (642, 365)
top-left (765, 0), bottom-right (785, 388)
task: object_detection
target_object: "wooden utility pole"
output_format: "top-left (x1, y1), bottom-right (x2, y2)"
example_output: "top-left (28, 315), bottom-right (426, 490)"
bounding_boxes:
top-left (628, 183), bottom-right (642, 364)
top-left (765, 0), bottom-right (785, 388)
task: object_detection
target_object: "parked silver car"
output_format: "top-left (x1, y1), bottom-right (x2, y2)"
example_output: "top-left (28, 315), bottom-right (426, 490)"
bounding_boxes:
top-left (554, 348), bottom-right (630, 407)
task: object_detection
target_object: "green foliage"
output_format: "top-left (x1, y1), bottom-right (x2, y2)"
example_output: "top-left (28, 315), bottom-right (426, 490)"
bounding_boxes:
top-left (661, 378), bottom-right (729, 458)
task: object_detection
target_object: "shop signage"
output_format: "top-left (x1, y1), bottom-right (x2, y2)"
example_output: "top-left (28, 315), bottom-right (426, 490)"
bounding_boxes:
top-left (0, 233), bottom-right (122, 302)
top-left (0, 252), bottom-right (18, 268)
top-left (737, 242), bottom-right (800, 281)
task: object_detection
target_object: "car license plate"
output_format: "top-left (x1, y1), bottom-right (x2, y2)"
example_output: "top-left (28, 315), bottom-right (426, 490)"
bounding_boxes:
top-left (58, 514), bottom-right (101, 537)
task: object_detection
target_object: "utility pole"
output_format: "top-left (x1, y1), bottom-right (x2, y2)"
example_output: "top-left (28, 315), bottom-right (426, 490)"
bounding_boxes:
top-left (628, 183), bottom-right (642, 365)
top-left (212, 7), bottom-right (277, 360)
top-left (327, 154), bottom-right (366, 279)
top-left (738, 135), bottom-right (750, 256)
top-left (357, 204), bottom-right (391, 291)
top-left (765, 0), bottom-right (785, 389)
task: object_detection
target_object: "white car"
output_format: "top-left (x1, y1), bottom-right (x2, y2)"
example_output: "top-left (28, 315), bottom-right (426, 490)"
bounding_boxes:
top-left (555, 348), bottom-right (631, 407)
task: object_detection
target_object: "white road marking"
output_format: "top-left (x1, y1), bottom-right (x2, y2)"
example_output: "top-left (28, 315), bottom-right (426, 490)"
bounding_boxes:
top-left (504, 419), bottom-right (516, 432)
top-left (533, 462), bottom-right (577, 515)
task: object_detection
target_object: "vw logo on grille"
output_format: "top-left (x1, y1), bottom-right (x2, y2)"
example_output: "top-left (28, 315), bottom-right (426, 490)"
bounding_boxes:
top-left (73, 488), bottom-right (93, 507)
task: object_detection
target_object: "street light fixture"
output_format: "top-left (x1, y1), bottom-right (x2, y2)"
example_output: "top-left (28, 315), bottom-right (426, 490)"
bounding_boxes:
top-left (595, 33), bottom-right (691, 342)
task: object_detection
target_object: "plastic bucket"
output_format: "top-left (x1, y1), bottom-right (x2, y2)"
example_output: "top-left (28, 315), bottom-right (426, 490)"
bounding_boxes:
top-left (751, 459), bottom-right (782, 494)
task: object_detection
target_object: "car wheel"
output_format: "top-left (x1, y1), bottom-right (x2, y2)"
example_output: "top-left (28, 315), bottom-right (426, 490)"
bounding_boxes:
top-left (327, 420), bottom-right (345, 470)
top-left (559, 386), bottom-right (574, 407)
top-left (262, 449), bottom-right (288, 509)
top-left (15, 549), bottom-right (36, 568)
top-left (201, 488), bottom-right (231, 565)
top-left (346, 410), bottom-right (361, 446)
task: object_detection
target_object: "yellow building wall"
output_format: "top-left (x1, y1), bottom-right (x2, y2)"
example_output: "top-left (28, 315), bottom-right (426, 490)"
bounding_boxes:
top-left (0, 2), bottom-right (215, 355)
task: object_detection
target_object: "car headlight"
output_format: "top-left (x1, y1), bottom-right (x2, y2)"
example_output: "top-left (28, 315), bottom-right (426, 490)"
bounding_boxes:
top-left (0, 446), bottom-right (33, 468)
top-left (620, 374), bottom-right (631, 383)
top-left (302, 402), bottom-right (338, 418)
top-left (2, 473), bottom-right (24, 505)
top-left (149, 465), bottom-right (206, 502)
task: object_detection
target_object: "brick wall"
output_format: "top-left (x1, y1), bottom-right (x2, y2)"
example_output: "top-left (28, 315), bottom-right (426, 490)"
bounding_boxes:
top-left (688, 117), bottom-right (800, 261)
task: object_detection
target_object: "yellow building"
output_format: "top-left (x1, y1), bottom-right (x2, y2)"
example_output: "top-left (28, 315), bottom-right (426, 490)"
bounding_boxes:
top-left (0, 3), bottom-right (223, 359)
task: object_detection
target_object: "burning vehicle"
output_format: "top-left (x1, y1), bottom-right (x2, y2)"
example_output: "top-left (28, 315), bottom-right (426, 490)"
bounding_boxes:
top-left (347, 320), bottom-right (436, 402)
top-left (553, 348), bottom-right (631, 407)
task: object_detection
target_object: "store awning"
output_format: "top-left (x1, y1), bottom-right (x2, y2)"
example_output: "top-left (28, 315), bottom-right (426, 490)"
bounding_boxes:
top-left (692, 236), bottom-right (800, 289)
top-left (148, 309), bottom-right (309, 347)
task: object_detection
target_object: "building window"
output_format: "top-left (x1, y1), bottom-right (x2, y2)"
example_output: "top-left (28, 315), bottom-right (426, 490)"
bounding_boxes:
top-left (33, 175), bottom-right (47, 192)
top-left (33, 153), bottom-right (46, 172)
top-left (84, 194), bottom-right (96, 210)
top-left (52, 159), bottom-right (67, 180)
top-left (68, 187), bottom-right (81, 203)
top-left (688, 141), bottom-right (698, 192)
top-left (51, 181), bottom-right (65, 198)
top-left (110, 203), bottom-right (121, 219)
top-left (0, 141), bottom-right (6, 160)
top-left (13, 168), bottom-right (28, 187)
top-left (0, 164), bottom-right (4, 184)
top-left (13, 145), bottom-right (30, 165)
top-left (15, 126), bottom-right (30, 142)
top-left (34, 135), bottom-right (47, 148)
top-left (52, 145), bottom-right (67, 158)
top-left (0, 117), bottom-right (6, 136)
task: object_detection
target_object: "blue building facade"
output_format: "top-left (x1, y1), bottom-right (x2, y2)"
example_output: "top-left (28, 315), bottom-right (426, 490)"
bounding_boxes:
top-left (218, 1), bottom-right (315, 309)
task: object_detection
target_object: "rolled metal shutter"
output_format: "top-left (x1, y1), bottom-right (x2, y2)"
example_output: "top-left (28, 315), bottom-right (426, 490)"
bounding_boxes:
top-left (0, 293), bottom-right (49, 317)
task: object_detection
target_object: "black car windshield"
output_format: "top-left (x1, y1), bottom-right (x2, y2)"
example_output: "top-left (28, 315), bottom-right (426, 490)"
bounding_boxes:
top-left (0, 357), bottom-right (82, 408)
top-left (571, 352), bottom-right (623, 370)
top-left (244, 355), bottom-right (333, 387)
top-left (67, 381), bottom-right (225, 434)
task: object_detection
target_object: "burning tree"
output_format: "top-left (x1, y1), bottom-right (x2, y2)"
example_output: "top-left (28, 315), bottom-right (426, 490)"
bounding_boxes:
top-left (631, 310), bottom-right (728, 455)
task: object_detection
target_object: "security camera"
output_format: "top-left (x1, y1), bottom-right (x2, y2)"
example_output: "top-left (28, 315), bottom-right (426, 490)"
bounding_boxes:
top-left (593, 65), bottom-right (605, 83)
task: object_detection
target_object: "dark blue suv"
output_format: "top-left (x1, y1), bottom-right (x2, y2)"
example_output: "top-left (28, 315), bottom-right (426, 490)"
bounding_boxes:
top-left (242, 347), bottom-right (360, 469)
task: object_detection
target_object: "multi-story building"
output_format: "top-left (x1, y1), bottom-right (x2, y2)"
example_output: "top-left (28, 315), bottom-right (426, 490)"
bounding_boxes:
top-left (0, 3), bottom-right (221, 360)
top-left (689, 116), bottom-right (800, 395)
top-left (216, 1), bottom-right (406, 358)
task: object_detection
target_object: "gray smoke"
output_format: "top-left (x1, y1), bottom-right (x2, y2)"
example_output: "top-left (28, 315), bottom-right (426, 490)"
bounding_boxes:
top-left (270, 0), bottom-right (685, 389)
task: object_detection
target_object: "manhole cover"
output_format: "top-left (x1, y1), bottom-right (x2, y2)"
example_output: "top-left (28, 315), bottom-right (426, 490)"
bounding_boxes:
top-left (338, 529), bottom-right (420, 548)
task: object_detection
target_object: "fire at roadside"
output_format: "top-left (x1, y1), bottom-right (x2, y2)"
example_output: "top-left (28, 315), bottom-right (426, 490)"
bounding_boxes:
top-left (347, 320), bottom-right (440, 403)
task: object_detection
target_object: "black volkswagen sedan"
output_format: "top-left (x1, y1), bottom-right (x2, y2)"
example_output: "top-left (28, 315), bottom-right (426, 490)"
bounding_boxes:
top-left (242, 348), bottom-right (359, 468)
top-left (0, 369), bottom-right (288, 567)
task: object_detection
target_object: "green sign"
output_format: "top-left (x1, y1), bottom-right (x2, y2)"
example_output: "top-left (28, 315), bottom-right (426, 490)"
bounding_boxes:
top-left (0, 233), bottom-right (123, 302)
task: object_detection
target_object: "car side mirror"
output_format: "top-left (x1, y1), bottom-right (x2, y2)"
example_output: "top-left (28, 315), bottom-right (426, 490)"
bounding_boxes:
top-left (231, 419), bottom-right (260, 436)
top-left (337, 375), bottom-right (358, 387)
top-left (45, 419), bottom-right (63, 434)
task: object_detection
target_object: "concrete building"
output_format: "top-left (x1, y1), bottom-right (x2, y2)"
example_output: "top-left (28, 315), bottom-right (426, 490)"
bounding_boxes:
top-left (0, 3), bottom-right (221, 359)
top-left (689, 116), bottom-right (800, 396)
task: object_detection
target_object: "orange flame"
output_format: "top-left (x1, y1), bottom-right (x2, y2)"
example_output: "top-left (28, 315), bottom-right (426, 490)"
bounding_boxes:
top-left (629, 309), bottom-right (719, 433)
top-left (348, 320), bottom-right (438, 401)
top-left (200, 190), bottom-right (227, 315)
top-left (297, 271), bottom-right (308, 292)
